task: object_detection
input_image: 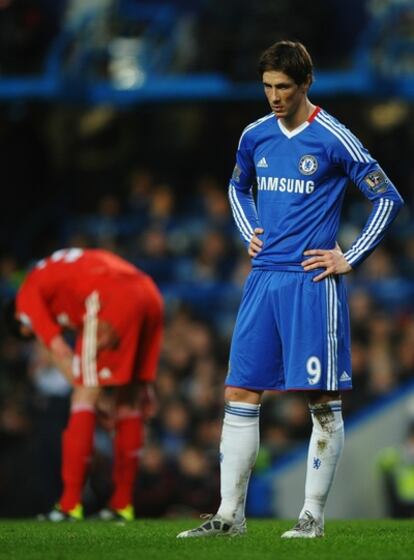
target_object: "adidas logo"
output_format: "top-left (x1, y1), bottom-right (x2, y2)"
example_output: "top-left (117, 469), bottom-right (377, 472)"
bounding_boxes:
top-left (257, 157), bottom-right (268, 168)
top-left (339, 371), bottom-right (351, 382)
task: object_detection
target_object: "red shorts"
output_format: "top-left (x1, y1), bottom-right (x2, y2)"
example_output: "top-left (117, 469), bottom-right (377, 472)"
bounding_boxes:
top-left (73, 274), bottom-right (163, 387)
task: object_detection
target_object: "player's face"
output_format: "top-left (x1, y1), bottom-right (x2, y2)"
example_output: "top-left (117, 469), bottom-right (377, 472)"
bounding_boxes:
top-left (262, 70), bottom-right (309, 120)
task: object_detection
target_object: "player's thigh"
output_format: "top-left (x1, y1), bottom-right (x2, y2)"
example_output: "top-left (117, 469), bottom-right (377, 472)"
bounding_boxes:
top-left (73, 329), bottom-right (135, 386)
top-left (75, 278), bottom-right (161, 386)
top-left (101, 275), bottom-right (163, 384)
top-left (227, 271), bottom-right (284, 391)
top-left (278, 273), bottom-right (351, 391)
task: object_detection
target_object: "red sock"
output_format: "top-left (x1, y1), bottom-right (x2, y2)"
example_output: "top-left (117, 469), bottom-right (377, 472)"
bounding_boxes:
top-left (59, 407), bottom-right (96, 512)
top-left (110, 412), bottom-right (144, 510)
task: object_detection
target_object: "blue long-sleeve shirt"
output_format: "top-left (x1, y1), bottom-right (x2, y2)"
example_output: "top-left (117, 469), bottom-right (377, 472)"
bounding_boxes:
top-left (229, 107), bottom-right (404, 270)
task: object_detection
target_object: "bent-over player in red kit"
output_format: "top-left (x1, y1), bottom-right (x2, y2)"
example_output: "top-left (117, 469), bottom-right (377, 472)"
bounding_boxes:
top-left (11, 248), bottom-right (163, 521)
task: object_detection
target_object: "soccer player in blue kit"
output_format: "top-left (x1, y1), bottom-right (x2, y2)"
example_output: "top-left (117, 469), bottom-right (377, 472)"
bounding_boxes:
top-left (178, 41), bottom-right (404, 539)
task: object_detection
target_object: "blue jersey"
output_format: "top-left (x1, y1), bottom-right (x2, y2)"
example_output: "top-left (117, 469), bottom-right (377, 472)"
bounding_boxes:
top-left (229, 107), bottom-right (404, 270)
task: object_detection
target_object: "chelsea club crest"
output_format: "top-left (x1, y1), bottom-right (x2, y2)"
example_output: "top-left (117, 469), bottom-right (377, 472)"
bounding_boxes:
top-left (299, 155), bottom-right (318, 175)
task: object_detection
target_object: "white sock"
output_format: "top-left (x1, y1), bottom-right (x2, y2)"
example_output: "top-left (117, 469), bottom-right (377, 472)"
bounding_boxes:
top-left (217, 401), bottom-right (260, 523)
top-left (299, 400), bottom-right (344, 523)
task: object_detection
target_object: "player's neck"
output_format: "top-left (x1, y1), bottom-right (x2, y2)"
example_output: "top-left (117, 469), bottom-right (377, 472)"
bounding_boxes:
top-left (280, 99), bottom-right (316, 132)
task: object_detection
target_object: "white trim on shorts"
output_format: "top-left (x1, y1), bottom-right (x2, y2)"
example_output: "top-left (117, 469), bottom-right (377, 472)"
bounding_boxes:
top-left (325, 277), bottom-right (338, 391)
top-left (82, 291), bottom-right (100, 387)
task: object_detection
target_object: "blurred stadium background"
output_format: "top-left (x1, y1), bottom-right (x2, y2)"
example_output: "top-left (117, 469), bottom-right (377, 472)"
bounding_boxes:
top-left (0, 0), bottom-right (413, 520)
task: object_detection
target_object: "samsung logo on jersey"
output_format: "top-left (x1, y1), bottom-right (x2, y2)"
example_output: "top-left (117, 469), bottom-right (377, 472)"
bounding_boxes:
top-left (257, 176), bottom-right (315, 194)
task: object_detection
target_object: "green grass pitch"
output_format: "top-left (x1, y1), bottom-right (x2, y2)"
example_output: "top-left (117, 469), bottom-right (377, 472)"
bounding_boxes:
top-left (0, 519), bottom-right (413, 560)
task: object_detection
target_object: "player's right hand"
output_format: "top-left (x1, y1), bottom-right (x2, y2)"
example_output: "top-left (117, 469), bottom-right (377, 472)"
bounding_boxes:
top-left (248, 228), bottom-right (264, 258)
top-left (49, 334), bottom-right (75, 384)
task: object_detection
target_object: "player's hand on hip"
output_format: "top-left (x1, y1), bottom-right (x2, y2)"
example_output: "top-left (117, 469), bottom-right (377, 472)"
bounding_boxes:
top-left (301, 243), bottom-right (352, 282)
top-left (248, 228), bottom-right (264, 258)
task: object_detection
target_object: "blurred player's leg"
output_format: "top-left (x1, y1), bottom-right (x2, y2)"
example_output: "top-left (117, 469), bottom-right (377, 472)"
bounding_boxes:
top-left (107, 405), bottom-right (144, 521)
top-left (59, 387), bottom-right (100, 518)
top-left (96, 277), bottom-right (162, 521)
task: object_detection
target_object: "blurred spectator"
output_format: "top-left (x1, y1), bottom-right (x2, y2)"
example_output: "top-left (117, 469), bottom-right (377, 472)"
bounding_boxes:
top-left (126, 167), bottom-right (154, 218)
top-left (134, 443), bottom-right (177, 517)
top-left (261, 423), bottom-right (292, 463)
top-left (0, 255), bottom-right (25, 300)
top-left (0, 0), bottom-right (62, 74)
top-left (400, 237), bottom-right (414, 279)
top-left (366, 313), bottom-right (398, 398)
top-left (79, 193), bottom-right (123, 245)
top-left (147, 185), bottom-right (177, 230)
top-left (360, 247), bottom-right (396, 281)
top-left (377, 421), bottom-right (414, 518)
top-left (156, 399), bottom-right (192, 458)
top-left (397, 316), bottom-right (414, 380)
top-left (132, 227), bottom-right (175, 284)
top-left (172, 446), bottom-right (220, 516)
top-left (191, 230), bottom-right (234, 282)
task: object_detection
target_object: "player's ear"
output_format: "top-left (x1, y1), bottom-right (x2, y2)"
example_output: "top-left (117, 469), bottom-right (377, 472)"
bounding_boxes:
top-left (303, 73), bottom-right (313, 91)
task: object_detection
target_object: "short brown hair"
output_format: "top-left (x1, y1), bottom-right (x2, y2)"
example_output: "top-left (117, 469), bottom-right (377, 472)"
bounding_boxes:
top-left (258, 41), bottom-right (313, 85)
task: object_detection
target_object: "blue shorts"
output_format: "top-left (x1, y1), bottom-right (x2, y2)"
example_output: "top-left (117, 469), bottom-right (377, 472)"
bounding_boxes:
top-left (226, 270), bottom-right (352, 392)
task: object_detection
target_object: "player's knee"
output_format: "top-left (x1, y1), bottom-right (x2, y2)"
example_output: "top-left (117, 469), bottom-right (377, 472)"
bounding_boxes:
top-left (307, 390), bottom-right (341, 405)
top-left (71, 386), bottom-right (101, 408)
top-left (116, 403), bottom-right (140, 418)
top-left (224, 386), bottom-right (262, 403)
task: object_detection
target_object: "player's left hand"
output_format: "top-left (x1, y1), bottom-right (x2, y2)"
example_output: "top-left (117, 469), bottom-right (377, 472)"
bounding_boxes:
top-left (301, 243), bottom-right (352, 282)
top-left (248, 228), bottom-right (264, 258)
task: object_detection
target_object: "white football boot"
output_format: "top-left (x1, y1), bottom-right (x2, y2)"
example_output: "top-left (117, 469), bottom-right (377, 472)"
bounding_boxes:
top-left (281, 510), bottom-right (324, 538)
top-left (177, 514), bottom-right (247, 538)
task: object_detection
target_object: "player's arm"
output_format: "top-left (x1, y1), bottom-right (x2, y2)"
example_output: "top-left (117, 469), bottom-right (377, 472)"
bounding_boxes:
top-left (303, 130), bottom-right (404, 281)
top-left (228, 133), bottom-right (263, 254)
top-left (16, 276), bottom-right (76, 384)
top-left (50, 321), bottom-right (119, 385)
top-left (342, 167), bottom-right (404, 268)
top-left (335, 131), bottom-right (403, 268)
top-left (16, 276), bottom-right (62, 346)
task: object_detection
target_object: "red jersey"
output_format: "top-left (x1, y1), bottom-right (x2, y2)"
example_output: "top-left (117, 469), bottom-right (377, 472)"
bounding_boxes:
top-left (16, 248), bottom-right (163, 386)
top-left (17, 248), bottom-right (142, 347)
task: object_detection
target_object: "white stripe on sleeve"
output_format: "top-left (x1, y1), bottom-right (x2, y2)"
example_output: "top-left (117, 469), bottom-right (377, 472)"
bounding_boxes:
top-left (345, 199), bottom-right (394, 265)
top-left (228, 184), bottom-right (254, 242)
